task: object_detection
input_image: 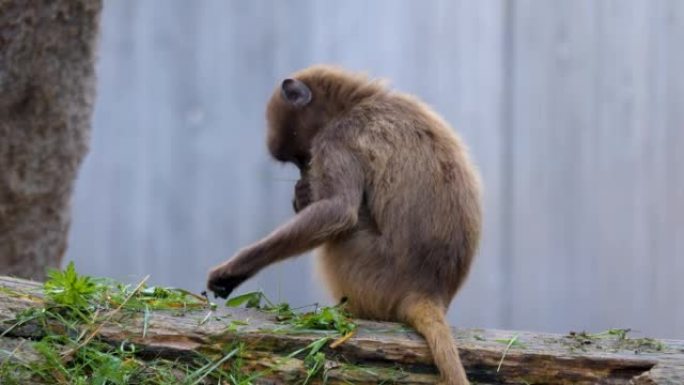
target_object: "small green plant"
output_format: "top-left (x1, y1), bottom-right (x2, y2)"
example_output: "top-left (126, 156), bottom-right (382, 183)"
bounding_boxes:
top-left (495, 334), bottom-right (524, 372)
top-left (225, 291), bottom-right (265, 309)
top-left (44, 261), bottom-right (100, 309)
top-left (226, 290), bottom-right (357, 336)
top-left (290, 305), bottom-right (356, 335)
top-left (224, 291), bottom-right (358, 383)
top-left (287, 337), bottom-right (332, 385)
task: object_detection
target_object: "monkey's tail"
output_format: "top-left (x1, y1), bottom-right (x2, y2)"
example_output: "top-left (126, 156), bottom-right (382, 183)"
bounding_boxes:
top-left (400, 299), bottom-right (469, 385)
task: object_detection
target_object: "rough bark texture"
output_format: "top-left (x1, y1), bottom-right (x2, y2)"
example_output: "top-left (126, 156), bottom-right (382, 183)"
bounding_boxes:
top-left (0, 0), bottom-right (102, 280)
top-left (1, 276), bottom-right (682, 384)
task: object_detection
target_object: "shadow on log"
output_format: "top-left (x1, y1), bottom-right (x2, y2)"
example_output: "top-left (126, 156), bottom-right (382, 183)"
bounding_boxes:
top-left (0, 276), bottom-right (682, 384)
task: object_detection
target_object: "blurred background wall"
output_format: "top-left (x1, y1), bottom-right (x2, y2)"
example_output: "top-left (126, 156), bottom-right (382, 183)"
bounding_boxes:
top-left (66, 0), bottom-right (684, 339)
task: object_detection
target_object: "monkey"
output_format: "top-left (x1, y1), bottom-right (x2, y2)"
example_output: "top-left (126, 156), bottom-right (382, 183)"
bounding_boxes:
top-left (207, 65), bottom-right (482, 385)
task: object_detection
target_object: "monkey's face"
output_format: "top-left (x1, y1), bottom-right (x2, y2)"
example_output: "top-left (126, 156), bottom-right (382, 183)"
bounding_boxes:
top-left (265, 78), bottom-right (328, 171)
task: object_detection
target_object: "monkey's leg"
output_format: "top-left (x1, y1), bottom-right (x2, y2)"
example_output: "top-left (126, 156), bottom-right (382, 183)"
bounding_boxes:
top-left (399, 299), bottom-right (469, 385)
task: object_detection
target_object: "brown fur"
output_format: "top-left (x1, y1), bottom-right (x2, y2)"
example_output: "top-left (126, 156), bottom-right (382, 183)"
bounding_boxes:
top-left (207, 65), bottom-right (482, 385)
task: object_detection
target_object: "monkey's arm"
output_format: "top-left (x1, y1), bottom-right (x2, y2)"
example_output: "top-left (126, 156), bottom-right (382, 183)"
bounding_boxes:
top-left (208, 141), bottom-right (363, 298)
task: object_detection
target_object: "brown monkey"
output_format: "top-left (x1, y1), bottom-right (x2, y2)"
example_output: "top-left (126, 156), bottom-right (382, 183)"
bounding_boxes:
top-left (207, 65), bottom-right (482, 385)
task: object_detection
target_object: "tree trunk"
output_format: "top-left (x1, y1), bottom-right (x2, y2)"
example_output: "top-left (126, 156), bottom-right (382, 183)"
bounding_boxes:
top-left (0, 0), bottom-right (102, 280)
top-left (1, 276), bottom-right (682, 384)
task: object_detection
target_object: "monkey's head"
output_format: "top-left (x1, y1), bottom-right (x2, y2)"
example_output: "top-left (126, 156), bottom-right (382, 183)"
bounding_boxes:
top-left (265, 65), bottom-right (384, 171)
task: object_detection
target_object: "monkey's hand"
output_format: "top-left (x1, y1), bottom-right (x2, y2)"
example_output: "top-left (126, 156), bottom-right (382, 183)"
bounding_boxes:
top-left (206, 258), bottom-right (250, 299)
top-left (292, 178), bottom-right (313, 213)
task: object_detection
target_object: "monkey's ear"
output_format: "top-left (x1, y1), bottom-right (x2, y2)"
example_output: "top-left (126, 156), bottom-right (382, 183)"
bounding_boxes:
top-left (281, 78), bottom-right (312, 108)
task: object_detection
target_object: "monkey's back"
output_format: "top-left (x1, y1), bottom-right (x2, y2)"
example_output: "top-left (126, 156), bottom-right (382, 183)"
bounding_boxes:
top-left (316, 92), bottom-right (482, 319)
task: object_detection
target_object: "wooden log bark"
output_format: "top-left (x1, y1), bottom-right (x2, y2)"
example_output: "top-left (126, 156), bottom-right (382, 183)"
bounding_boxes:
top-left (0, 276), bottom-right (682, 384)
top-left (0, 0), bottom-right (102, 280)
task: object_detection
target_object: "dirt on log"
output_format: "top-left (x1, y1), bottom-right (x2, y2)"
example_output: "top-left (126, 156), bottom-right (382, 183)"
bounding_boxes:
top-left (0, 276), bottom-right (682, 384)
top-left (0, 0), bottom-right (102, 280)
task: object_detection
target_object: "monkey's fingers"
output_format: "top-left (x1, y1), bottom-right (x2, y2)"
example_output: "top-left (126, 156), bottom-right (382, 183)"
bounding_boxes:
top-left (294, 178), bottom-right (308, 191)
top-left (206, 272), bottom-right (249, 299)
top-left (294, 188), bottom-right (312, 213)
top-left (295, 179), bottom-right (312, 197)
top-left (293, 191), bottom-right (312, 213)
top-left (293, 179), bottom-right (311, 213)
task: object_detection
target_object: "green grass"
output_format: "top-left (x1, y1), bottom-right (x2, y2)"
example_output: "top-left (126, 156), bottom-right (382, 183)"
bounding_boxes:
top-left (495, 333), bottom-right (524, 372)
top-left (0, 263), bottom-right (360, 384)
top-left (223, 290), bottom-right (359, 383)
top-left (1, 262), bottom-right (250, 384)
top-left (225, 290), bottom-right (357, 336)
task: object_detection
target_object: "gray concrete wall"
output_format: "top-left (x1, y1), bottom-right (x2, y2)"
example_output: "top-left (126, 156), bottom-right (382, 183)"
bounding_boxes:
top-left (67, 0), bottom-right (684, 338)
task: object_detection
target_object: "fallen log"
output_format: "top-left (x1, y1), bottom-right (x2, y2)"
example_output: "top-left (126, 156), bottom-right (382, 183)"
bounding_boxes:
top-left (0, 276), bottom-right (682, 384)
